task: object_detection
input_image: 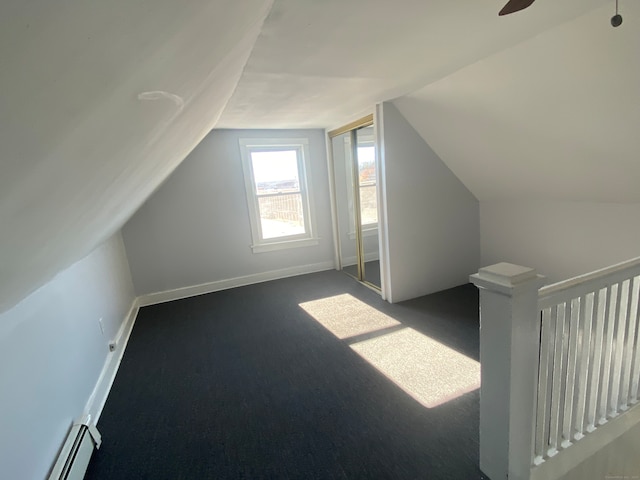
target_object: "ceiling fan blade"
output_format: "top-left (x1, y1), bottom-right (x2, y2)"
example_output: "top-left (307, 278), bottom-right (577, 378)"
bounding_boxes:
top-left (499, 0), bottom-right (536, 16)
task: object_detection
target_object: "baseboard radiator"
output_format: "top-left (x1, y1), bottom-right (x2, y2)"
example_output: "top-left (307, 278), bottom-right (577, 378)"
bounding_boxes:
top-left (48, 416), bottom-right (102, 480)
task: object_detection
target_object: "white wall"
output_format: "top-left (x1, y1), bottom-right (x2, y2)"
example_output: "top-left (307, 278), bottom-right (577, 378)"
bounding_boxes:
top-left (480, 201), bottom-right (640, 283)
top-left (122, 129), bottom-right (335, 296)
top-left (379, 102), bottom-right (480, 302)
top-left (393, 3), bottom-right (640, 206)
top-left (0, 232), bottom-right (135, 480)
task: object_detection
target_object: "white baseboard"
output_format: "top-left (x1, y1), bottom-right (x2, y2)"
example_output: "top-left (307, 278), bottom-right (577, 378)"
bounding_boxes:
top-left (137, 261), bottom-right (336, 307)
top-left (83, 298), bottom-right (140, 425)
top-left (81, 261), bottom-right (336, 425)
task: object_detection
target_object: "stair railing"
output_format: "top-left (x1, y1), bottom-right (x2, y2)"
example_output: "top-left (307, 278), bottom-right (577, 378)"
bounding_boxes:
top-left (471, 256), bottom-right (640, 480)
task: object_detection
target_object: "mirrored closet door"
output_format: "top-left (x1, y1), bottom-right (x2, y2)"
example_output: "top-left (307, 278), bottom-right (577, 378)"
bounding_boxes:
top-left (329, 115), bottom-right (381, 290)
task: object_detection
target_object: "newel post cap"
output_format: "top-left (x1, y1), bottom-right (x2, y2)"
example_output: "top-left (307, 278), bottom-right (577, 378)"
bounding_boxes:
top-left (470, 262), bottom-right (546, 294)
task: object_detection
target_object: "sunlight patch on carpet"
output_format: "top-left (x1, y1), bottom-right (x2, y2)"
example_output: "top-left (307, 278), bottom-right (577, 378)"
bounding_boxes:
top-left (351, 328), bottom-right (480, 408)
top-left (299, 294), bottom-right (480, 408)
top-left (299, 293), bottom-right (400, 339)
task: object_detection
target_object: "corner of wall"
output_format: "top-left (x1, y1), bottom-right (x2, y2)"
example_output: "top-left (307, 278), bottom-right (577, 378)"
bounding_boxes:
top-left (378, 101), bottom-right (480, 301)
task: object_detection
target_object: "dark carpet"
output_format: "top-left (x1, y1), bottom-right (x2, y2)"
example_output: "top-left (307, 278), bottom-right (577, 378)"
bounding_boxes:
top-left (86, 270), bottom-right (483, 480)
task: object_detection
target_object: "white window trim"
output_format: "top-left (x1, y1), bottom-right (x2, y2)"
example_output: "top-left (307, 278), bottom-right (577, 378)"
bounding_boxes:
top-left (239, 137), bottom-right (319, 253)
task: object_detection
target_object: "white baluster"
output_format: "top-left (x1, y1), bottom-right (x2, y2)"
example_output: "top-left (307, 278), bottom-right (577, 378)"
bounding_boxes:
top-left (548, 304), bottom-right (567, 457)
top-left (629, 277), bottom-right (640, 403)
top-left (598, 284), bottom-right (617, 424)
top-left (535, 307), bottom-right (554, 464)
top-left (619, 277), bottom-right (638, 410)
top-left (586, 288), bottom-right (606, 432)
top-left (547, 305), bottom-right (564, 457)
top-left (562, 298), bottom-right (580, 448)
top-left (609, 280), bottom-right (627, 417)
top-left (574, 293), bottom-right (593, 440)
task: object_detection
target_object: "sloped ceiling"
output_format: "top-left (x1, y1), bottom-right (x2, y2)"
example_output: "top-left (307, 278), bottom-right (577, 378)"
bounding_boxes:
top-left (219, 0), bottom-right (607, 129)
top-left (0, 0), bottom-right (273, 312)
top-left (395, 2), bottom-right (640, 202)
top-left (0, 0), bottom-right (621, 313)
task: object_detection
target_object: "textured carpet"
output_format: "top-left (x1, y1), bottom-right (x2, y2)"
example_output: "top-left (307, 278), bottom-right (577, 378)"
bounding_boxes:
top-left (86, 270), bottom-right (484, 479)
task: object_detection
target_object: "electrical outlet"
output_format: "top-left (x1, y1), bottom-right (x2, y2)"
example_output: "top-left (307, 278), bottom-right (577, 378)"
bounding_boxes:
top-left (108, 341), bottom-right (116, 352)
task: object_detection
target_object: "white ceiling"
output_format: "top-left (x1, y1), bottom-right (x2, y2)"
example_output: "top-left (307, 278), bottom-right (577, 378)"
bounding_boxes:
top-left (0, 0), bottom-right (629, 312)
top-left (218, 0), bottom-right (607, 130)
top-left (394, 1), bottom-right (640, 202)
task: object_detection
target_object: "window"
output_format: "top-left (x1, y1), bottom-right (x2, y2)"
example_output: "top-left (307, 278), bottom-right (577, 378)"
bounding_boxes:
top-left (343, 135), bottom-right (378, 239)
top-left (239, 138), bottom-right (318, 253)
top-left (356, 144), bottom-right (378, 228)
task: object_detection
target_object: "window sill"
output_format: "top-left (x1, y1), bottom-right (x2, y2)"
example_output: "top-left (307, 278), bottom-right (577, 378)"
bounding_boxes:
top-left (251, 237), bottom-right (320, 253)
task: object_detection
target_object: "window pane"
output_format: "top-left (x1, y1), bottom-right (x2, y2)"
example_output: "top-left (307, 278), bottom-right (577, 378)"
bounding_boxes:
top-left (251, 150), bottom-right (300, 195)
top-left (360, 184), bottom-right (378, 225)
top-left (357, 146), bottom-right (377, 226)
top-left (258, 193), bottom-right (306, 239)
top-left (357, 146), bottom-right (376, 184)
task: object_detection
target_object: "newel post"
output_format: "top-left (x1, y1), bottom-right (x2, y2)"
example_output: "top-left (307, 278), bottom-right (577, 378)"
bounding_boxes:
top-left (470, 263), bottom-right (546, 480)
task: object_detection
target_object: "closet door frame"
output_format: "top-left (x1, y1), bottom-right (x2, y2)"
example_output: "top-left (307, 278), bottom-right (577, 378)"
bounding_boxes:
top-left (327, 114), bottom-right (381, 292)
